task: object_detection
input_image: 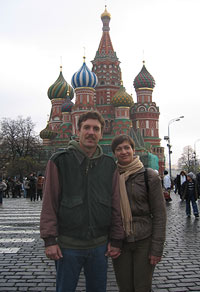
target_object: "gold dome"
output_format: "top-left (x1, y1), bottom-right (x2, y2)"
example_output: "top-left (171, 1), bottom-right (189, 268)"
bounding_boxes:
top-left (101, 6), bottom-right (111, 19)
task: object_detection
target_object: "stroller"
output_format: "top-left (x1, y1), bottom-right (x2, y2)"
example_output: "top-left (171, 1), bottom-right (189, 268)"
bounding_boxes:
top-left (163, 189), bottom-right (172, 202)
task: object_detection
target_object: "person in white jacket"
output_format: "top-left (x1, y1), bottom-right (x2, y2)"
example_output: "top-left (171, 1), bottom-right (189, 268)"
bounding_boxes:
top-left (163, 170), bottom-right (172, 201)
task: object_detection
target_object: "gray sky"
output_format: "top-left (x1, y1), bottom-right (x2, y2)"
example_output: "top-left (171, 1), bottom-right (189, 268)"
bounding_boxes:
top-left (1, 0), bottom-right (200, 165)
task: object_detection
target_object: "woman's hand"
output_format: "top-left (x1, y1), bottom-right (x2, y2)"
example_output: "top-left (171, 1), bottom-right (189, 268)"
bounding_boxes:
top-left (149, 255), bottom-right (161, 265)
top-left (105, 242), bottom-right (121, 259)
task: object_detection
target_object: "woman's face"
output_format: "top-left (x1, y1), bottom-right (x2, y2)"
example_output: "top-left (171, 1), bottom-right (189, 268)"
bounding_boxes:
top-left (114, 141), bottom-right (134, 165)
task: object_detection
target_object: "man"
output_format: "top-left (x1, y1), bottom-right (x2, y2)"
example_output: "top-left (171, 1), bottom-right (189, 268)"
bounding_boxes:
top-left (40, 111), bottom-right (124, 292)
top-left (29, 173), bottom-right (37, 202)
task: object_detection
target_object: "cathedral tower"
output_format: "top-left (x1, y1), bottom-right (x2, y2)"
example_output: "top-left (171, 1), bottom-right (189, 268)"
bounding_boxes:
top-left (92, 6), bottom-right (121, 134)
top-left (131, 61), bottom-right (165, 173)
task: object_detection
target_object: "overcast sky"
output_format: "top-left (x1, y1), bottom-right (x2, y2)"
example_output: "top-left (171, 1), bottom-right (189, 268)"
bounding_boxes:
top-left (1, 0), bottom-right (200, 165)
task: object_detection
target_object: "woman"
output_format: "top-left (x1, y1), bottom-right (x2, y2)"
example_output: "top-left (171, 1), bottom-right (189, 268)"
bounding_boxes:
top-left (111, 134), bottom-right (166, 292)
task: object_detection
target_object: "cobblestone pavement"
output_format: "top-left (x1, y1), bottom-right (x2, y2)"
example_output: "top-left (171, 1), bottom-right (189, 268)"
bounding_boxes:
top-left (0, 193), bottom-right (200, 291)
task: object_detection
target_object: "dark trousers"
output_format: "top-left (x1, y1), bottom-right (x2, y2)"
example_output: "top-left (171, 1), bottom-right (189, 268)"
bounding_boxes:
top-left (112, 237), bottom-right (155, 292)
top-left (37, 189), bottom-right (43, 201)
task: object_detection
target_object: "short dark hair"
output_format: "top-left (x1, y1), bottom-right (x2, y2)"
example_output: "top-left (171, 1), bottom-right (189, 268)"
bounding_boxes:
top-left (111, 134), bottom-right (135, 153)
top-left (77, 111), bottom-right (105, 132)
top-left (164, 170), bottom-right (168, 175)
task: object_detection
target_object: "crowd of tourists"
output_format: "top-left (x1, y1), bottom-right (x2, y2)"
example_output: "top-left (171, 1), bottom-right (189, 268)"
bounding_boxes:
top-left (0, 173), bottom-right (44, 206)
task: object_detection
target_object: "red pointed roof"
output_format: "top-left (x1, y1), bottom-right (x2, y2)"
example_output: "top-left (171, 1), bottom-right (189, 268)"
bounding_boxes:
top-left (98, 31), bottom-right (114, 55)
top-left (93, 6), bottom-right (118, 61)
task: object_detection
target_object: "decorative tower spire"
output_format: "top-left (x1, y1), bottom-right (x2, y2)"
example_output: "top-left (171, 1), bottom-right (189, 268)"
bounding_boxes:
top-left (91, 6), bottom-right (122, 135)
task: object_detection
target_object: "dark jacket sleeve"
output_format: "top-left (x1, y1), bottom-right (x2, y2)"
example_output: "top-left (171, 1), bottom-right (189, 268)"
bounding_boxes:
top-left (40, 160), bottom-right (61, 247)
top-left (148, 169), bottom-right (167, 257)
top-left (109, 169), bottom-right (125, 248)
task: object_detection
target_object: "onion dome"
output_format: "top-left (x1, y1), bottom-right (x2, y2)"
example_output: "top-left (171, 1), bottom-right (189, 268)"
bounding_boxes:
top-left (48, 66), bottom-right (74, 100)
top-left (133, 61), bottom-right (155, 89)
top-left (40, 124), bottom-right (57, 140)
top-left (71, 57), bottom-right (98, 89)
top-left (101, 5), bottom-right (111, 19)
top-left (61, 93), bottom-right (74, 113)
top-left (111, 82), bottom-right (134, 107)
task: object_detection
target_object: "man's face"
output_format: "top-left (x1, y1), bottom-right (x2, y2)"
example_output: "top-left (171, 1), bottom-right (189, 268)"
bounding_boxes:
top-left (78, 119), bottom-right (102, 151)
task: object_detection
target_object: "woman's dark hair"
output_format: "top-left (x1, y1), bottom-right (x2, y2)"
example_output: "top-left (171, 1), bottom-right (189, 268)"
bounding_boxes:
top-left (111, 134), bottom-right (135, 153)
top-left (180, 171), bottom-right (186, 176)
top-left (77, 111), bottom-right (105, 132)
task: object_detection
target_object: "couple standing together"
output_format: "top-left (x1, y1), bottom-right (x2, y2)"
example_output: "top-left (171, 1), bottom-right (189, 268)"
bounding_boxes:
top-left (40, 111), bottom-right (166, 292)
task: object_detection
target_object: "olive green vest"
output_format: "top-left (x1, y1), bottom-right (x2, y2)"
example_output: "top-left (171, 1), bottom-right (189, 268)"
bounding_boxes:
top-left (51, 149), bottom-right (116, 241)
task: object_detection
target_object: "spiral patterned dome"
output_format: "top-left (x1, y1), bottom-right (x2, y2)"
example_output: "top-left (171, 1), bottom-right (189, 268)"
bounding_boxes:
top-left (48, 66), bottom-right (74, 100)
top-left (111, 83), bottom-right (134, 107)
top-left (134, 62), bottom-right (155, 89)
top-left (71, 59), bottom-right (98, 89)
top-left (61, 96), bottom-right (74, 113)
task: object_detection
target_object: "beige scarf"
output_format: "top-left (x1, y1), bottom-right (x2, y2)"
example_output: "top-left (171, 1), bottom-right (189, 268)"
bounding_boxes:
top-left (117, 156), bottom-right (144, 236)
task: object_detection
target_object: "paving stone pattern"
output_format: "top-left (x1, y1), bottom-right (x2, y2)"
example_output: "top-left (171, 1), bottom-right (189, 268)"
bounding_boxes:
top-left (0, 193), bottom-right (200, 291)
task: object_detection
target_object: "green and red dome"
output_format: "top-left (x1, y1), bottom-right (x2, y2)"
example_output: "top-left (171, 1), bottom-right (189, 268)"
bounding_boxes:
top-left (134, 62), bottom-right (155, 89)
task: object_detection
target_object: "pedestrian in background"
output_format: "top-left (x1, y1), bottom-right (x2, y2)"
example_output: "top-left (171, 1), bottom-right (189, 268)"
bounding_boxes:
top-left (111, 134), bottom-right (166, 292)
top-left (0, 178), bottom-right (7, 206)
top-left (182, 172), bottom-right (199, 218)
top-left (196, 172), bottom-right (200, 195)
top-left (175, 170), bottom-right (187, 201)
top-left (40, 111), bottom-right (124, 292)
top-left (29, 173), bottom-right (37, 202)
top-left (37, 174), bottom-right (44, 201)
top-left (163, 170), bottom-right (172, 201)
top-left (24, 177), bottom-right (30, 198)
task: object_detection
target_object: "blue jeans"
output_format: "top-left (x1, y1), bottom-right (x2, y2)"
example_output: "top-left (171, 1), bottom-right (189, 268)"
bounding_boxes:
top-left (186, 196), bottom-right (199, 216)
top-left (55, 244), bottom-right (108, 292)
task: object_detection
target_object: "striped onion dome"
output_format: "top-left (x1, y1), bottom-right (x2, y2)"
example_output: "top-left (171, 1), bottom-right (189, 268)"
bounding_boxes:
top-left (61, 95), bottom-right (74, 113)
top-left (48, 66), bottom-right (74, 100)
top-left (111, 83), bottom-right (134, 107)
top-left (71, 58), bottom-right (98, 89)
top-left (133, 61), bottom-right (155, 89)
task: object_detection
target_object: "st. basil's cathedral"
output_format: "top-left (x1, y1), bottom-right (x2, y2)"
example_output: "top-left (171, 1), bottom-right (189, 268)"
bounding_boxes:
top-left (40, 6), bottom-right (165, 174)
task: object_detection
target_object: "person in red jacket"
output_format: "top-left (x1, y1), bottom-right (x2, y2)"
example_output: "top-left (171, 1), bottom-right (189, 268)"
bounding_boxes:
top-left (40, 111), bottom-right (124, 292)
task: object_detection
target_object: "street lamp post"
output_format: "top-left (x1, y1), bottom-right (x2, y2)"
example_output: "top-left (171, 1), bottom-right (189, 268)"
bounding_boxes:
top-left (164, 116), bottom-right (184, 180)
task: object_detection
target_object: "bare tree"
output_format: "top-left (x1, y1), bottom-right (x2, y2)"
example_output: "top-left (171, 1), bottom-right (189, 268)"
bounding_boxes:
top-left (178, 145), bottom-right (196, 173)
top-left (0, 116), bottom-right (45, 177)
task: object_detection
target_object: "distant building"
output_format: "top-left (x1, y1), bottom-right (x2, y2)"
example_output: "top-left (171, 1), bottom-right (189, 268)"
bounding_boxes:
top-left (40, 6), bottom-right (165, 174)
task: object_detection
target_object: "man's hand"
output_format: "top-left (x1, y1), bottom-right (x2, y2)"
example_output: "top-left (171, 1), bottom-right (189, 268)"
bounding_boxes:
top-left (105, 242), bottom-right (121, 259)
top-left (45, 244), bottom-right (63, 260)
top-left (149, 255), bottom-right (161, 265)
